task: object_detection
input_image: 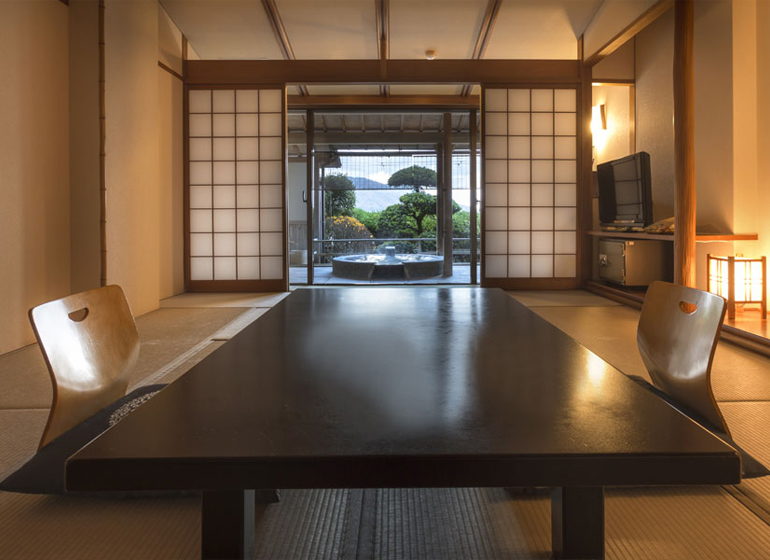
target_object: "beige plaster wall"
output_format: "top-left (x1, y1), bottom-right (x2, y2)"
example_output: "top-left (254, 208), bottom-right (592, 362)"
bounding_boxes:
top-left (158, 67), bottom-right (185, 299)
top-left (592, 85), bottom-right (632, 166)
top-left (732, 0), bottom-right (765, 265)
top-left (0, 1), bottom-right (71, 354)
top-left (635, 3), bottom-right (736, 289)
top-left (634, 10), bottom-right (675, 222)
top-left (70, 0), bottom-right (102, 294)
top-left (755, 0), bottom-right (770, 268)
top-left (158, 3), bottom-right (185, 299)
top-left (104, 0), bottom-right (161, 316)
top-left (692, 0), bottom-right (733, 235)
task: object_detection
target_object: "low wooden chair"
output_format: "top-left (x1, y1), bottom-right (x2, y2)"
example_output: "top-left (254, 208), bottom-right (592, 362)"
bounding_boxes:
top-left (0, 285), bottom-right (165, 494)
top-left (637, 281), bottom-right (768, 478)
top-left (31, 284), bottom-right (141, 449)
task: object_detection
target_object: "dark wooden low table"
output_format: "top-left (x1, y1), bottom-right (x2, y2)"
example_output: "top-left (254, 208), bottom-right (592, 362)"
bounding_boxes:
top-left (66, 288), bottom-right (740, 559)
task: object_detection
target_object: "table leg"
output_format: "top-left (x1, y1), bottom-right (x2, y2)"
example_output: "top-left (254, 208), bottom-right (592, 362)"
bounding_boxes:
top-left (201, 489), bottom-right (255, 560)
top-left (551, 486), bottom-right (604, 559)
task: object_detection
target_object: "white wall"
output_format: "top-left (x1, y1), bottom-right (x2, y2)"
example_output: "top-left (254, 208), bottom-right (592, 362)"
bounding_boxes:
top-left (0, 1), bottom-right (71, 354)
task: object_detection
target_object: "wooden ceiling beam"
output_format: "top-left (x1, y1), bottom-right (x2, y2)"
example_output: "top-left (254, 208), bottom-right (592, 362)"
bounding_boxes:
top-left (260, 0), bottom-right (309, 96)
top-left (584, 0), bottom-right (673, 67)
top-left (187, 59), bottom-right (580, 85)
top-left (375, 0), bottom-right (390, 96)
top-left (461, 0), bottom-right (502, 97)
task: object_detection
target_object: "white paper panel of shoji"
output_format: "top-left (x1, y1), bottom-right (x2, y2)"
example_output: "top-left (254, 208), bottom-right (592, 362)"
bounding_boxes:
top-left (483, 87), bottom-right (577, 279)
top-left (188, 88), bottom-right (285, 282)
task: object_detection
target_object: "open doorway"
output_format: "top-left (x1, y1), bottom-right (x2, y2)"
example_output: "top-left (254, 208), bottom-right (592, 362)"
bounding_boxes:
top-left (287, 110), bottom-right (480, 285)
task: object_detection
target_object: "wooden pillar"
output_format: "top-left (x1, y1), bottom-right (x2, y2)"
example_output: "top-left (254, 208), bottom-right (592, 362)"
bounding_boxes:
top-left (469, 110), bottom-right (478, 285)
top-left (443, 112), bottom-right (453, 277)
top-left (305, 110), bottom-right (314, 284)
top-left (578, 36), bottom-right (593, 286)
top-left (673, 0), bottom-right (696, 287)
top-left (436, 142), bottom-right (444, 257)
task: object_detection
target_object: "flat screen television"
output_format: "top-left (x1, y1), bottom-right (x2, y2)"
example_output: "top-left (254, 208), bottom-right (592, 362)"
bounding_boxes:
top-left (597, 151), bottom-right (653, 230)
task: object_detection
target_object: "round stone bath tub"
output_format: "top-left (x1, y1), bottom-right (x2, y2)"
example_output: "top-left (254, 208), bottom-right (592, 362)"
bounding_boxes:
top-left (332, 247), bottom-right (443, 281)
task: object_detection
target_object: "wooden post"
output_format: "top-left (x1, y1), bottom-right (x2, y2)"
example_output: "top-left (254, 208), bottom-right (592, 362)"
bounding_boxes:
top-left (306, 110), bottom-right (314, 284)
top-left (762, 256), bottom-right (767, 319)
top-left (443, 112), bottom-right (453, 277)
top-left (673, 0), bottom-right (696, 287)
top-left (727, 256), bottom-right (736, 320)
top-left (578, 36), bottom-right (593, 286)
top-left (469, 110), bottom-right (478, 285)
top-left (436, 143), bottom-right (444, 258)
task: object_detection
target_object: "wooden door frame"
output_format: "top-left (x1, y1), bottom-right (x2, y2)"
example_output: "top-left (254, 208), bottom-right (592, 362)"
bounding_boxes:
top-left (183, 59), bottom-right (583, 292)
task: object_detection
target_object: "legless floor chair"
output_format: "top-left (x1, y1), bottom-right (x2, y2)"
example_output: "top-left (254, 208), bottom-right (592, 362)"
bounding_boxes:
top-left (0, 286), bottom-right (166, 494)
top-left (635, 281), bottom-right (768, 478)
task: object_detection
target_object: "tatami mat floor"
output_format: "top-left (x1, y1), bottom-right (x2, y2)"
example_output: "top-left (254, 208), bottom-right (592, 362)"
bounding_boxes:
top-left (1, 288), bottom-right (769, 559)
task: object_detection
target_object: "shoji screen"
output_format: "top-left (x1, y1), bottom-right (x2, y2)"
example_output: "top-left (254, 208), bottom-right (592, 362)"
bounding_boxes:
top-left (482, 87), bottom-right (578, 288)
top-left (187, 88), bottom-right (286, 291)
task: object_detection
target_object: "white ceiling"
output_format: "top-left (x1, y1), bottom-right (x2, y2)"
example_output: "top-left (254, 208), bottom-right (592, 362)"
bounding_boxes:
top-left (162, 0), bottom-right (285, 60)
top-left (161, 0), bottom-right (606, 94)
top-left (485, 0), bottom-right (603, 59)
top-left (389, 0), bottom-right (489, 60)
top-left (277, 0), bottom-right (379, 59)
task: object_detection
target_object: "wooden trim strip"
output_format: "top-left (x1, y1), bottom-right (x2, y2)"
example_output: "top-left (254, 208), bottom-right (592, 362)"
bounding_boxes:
top-left (584, 0), bottom-right (673, 67)
top-left (485, 278), bottom-right (580, 290)
top-left (158, 61), bottom-right (184, 82)
top-left (188, 280), bottom-right (287, 293)
top-left (261, 0), bottom-right (295, 60)
top-left (461, 0), bottom-right (503, 97)
top-left (186, 59), bottom-right (581, 85)
top-left (287, 94), bottom-right (480, 109)
top-left (99, 0), bottom-right (107, 287)
top-left (592, 79), bottom-right (635, 86)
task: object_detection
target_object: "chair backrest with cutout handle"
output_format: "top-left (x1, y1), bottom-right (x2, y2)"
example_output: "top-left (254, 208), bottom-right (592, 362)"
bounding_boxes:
top-left (637, 281), bottom-right (729, 436)
top-left (29, 285), bottom-right (140, 449)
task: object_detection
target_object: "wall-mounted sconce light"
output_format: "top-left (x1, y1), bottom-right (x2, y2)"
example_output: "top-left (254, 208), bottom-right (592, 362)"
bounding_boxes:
top-left (707, 254), bottom-right (767, 320)
top-left (591, 104), bottom-right (607, 132)
top-left (425, 49), bottom-right (437, 60)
